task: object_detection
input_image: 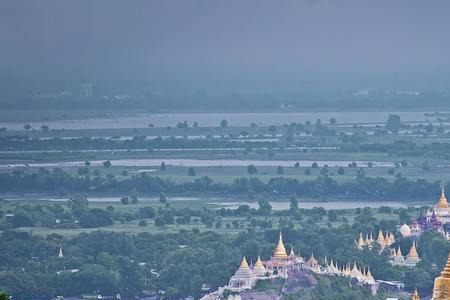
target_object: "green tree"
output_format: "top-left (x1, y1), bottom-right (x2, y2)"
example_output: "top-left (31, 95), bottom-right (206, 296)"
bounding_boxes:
top-left (155, 216), bottom-right (166, 227)
top-left (0, 292), bottom-right (9, 300)
top-left (129, 188), bottom-right (138, 204)
top-left (188, 167), bottom-right (196, 176)
top-left (276, 166), bottom-right (284, 175)
top-left (67, 195), bottom-right (89, 218)
top-left (257, 199), bottom-right (272, 215)
top-left (160, 162), bottom-right (166, 171)
top-left (247, 164), bottom-right (258, 175)
top-left (328, 210), bottom-right (338, 222)
top-left (159, 192), bottom-right (167, 203)
top-left (220, 119), bottom-right (228, 128)
top-left (103, 160), bottom-right (112, 168)
top-left (289, 195), bottom-right (299, 212)
top-left (386, 114), bottom-right (402, 134)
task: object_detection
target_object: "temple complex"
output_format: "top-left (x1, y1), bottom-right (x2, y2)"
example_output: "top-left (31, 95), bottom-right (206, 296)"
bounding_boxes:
top-left (390, 241), bottom-right (421, 267)
top-left (264, 232), bottom-right (304, 276)
top-left (227, 233), bottom-right (304, 292)
top-left (408, 188), bottom-right (450, 235)
top-left (202, 232), bottom-right (378, 300)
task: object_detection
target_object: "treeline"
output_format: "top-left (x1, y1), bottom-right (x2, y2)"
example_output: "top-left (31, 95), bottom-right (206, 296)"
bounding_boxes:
top-left (3, 135), bottom-right (450, 160)
top-left (0, 136), bottom-right (273, 151)
top-left (0, 169), bottom-right (443, 201)
top-left (342, 141), bottom-right (450, 159)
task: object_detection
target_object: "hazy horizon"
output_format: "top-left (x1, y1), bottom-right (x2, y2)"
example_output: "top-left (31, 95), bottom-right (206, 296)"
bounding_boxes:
top-left (1, 0), bottom-right (450, 91)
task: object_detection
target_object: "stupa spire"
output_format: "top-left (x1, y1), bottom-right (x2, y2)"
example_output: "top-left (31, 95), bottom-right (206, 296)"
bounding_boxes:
top-left (437, 185), bottom-right (449, 209)
top-left (408, 241), bottom-right (419, 258)
top-left (273, 232), bottom-right (288, 259)
top-left (240, 256), bottom-right (249, 269)
top-left (58, 247), bottom-right (64, 258)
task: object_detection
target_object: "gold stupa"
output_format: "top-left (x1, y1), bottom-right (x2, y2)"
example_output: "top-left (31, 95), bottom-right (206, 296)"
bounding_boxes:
top-left (273, 232), bottom-right (288, 259)
top-left (240, 256), bottom-right (249, 269)
top-left (432, 253), bottom-right (450, 299)
top-left (254, 256), bottom-right (264, 268)
top-left (408, 241), bottom-right (419, 258)
top-left (436, 187), bottom-right (449, 209)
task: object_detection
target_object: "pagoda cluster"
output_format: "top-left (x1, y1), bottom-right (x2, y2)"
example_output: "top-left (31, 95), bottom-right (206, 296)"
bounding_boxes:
top-left (323, 258), bottom-right (376, 285)
top-left (355, 230), bottom-right (395, 250)
top-left (390, 241), bottom-right (421, 267)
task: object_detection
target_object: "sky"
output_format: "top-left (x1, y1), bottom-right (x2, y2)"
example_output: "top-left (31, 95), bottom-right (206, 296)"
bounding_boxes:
top-left (1, 0), bottom-right (449, 90)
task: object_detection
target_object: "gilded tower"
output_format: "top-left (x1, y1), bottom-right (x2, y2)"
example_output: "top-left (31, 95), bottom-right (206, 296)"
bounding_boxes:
top-left (432, 253), bottom-right (450, 299)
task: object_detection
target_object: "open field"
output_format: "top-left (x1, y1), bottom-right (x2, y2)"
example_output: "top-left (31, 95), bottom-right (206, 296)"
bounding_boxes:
top-left (10, 199), bottom-right (403, 238)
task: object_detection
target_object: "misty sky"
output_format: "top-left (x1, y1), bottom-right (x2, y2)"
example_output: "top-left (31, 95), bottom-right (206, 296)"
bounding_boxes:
top-left (1, 0), bottom-right (450, 89)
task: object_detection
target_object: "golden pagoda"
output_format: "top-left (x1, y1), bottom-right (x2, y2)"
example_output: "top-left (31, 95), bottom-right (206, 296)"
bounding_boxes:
top-left (409, 241), bottom-right (418, 257)
top-left (377, 230), bottom-right (386, 247)
top-left (240, 256), bottom-right (249, 268)
top-left (432, 253), bottom-right (450, 299)
top-left (387, 232), bottom-right (395, 245)
top-left (252, 256), bottom-right (267, 277)
top-left (229, 257), bottom-right (255, 290)
top-left (404, 240), bottom-right (421, 267)
top-left (367, 267), bottom-right (375, 283)
top-left (356, 233), bottom-right (365, 249)
top-left (436, 187), bottom-right (449, 209)
top-left (254, 256), bottom-right (264, 268)
top-left (273, 232), bottom-right (288, 259)
top-left (411, 288), bottom-right (420, 300)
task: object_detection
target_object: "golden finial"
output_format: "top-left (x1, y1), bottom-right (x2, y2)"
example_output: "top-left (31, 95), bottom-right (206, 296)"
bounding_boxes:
top-left (437, 185), bottom-right (449, 209)
top-left (240, 256), bottom-right (249, 269)
top-left (273, 232), bottom-right (288, 259)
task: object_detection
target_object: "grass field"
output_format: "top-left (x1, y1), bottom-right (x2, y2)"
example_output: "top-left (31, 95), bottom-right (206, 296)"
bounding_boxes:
top-left (10, 198), bottom-right (405, 238)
